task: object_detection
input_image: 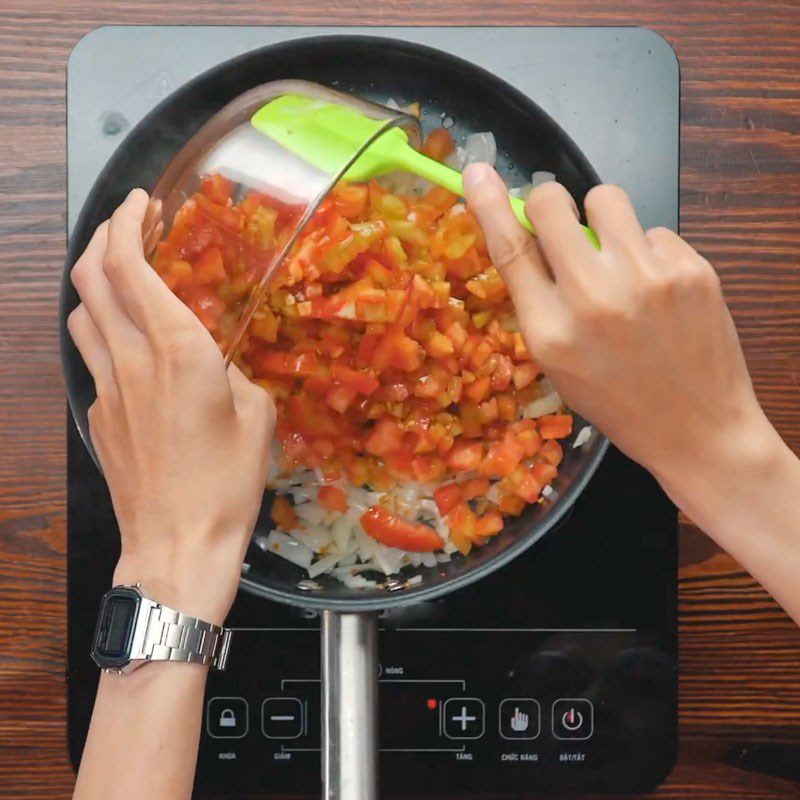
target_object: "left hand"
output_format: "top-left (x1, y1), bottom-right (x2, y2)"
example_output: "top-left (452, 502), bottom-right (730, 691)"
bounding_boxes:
top-left (68, 189), bottom-right (275, 625)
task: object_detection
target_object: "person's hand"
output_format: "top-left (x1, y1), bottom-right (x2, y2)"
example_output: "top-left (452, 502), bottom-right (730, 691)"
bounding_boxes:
top-left (68, 189), bottom-right (275, 625)
top-left (462, 164), bottom-right (778, 499)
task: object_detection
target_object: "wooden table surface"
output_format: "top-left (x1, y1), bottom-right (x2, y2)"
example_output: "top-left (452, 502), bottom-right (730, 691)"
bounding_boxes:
top-left (1, 1), bottom-right (799, 797)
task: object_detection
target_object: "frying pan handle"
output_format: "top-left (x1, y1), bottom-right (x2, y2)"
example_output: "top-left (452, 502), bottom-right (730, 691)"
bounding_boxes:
top-left (321, 610), bottom-right (379, 800)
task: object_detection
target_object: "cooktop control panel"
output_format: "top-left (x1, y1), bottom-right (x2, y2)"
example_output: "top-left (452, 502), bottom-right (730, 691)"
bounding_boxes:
top-left (198, 622), bottom-right (676, 795)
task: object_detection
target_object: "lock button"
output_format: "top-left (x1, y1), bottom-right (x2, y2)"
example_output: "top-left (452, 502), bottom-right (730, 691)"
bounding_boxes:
top-left (207, 696), bottom-right (248, 739)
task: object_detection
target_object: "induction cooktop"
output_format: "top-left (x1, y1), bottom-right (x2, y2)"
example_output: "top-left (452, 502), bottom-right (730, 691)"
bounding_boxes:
top-left (66, 25), bottom-right (680, 797)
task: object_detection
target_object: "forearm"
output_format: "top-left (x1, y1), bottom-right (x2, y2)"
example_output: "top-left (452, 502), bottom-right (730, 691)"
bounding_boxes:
top-left (657, 418), bottom-right (800, 626)
top-left (73, 663), bottom-right (207, 800)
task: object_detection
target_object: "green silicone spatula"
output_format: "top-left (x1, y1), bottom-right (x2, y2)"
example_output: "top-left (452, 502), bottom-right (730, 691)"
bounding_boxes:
top-left (251, 94), bottom-right (599, 248)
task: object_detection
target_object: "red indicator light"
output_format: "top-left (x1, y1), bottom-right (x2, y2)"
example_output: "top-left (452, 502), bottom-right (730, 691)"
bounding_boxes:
top-left (426, 698), bottom-right (438, 710)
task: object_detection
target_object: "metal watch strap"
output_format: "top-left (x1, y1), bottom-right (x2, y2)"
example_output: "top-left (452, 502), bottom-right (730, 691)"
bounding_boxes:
top-left (142, 604), bottom-right (232, 671)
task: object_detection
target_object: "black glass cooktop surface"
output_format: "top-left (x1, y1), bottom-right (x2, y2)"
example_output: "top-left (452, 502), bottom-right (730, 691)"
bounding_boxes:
top-left (66, 25), bottom-right (680, 796)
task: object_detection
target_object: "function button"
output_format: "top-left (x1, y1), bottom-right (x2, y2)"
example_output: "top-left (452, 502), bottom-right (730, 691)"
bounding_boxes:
top-left (443, 697), bottom-right (485, 740)
top-left (499, 698), bottom-right (541, 740)
top-left (262, 697), bottom-right (304, 739)
top-left (206, 696), bottom-right (249, 739)
top-left (552, 698), bottom-right (594, 741)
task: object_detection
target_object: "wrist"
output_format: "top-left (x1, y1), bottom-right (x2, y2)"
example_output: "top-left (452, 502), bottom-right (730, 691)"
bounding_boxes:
top-left (114, 546), bottom-right (242, 627)
top-left (653, 411), bottom-right (790, 530)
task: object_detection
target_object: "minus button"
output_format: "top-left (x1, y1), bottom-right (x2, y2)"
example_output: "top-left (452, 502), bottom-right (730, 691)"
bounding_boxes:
top-left (262, 698), bottom-right (304, 739)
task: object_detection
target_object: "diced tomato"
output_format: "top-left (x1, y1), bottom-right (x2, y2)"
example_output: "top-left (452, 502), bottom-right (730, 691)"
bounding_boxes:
top-left (333, 182), bottom-right (369, 219)
top-left (325, 384), bottom-right (358, 414)
top-left (509, 419), bottom-right (543, 457)
top-left (459, 402), bottom-right (483, 439)
top-left (372, 330), bottom-right (424, 372)
top-left (318, 485), bottom-right (348, 513)
top-left (422, 128), bottom-right (455, 162)
top-left (180, 286), bottom-right (225, 331)
top-left (460, 477), bottom-right (490, 502)
top-left (444, 320), bottom-right (468, 350)
top-left (360, 506), bottom-right (444, 552)
top-left (490, 354), bottom-right (514, 392)
top-left (330, 363), bottom-right (380, 396)
top-left (433, 483), bottom-right (462, 516)
top-left (425, 330), bottom-right (455, 358)
top-left (474, 511), bottom-right (504, 537)
top-left (496, 393), bottom-right (517, 422)
top-left (512, 467), bottom-right (543, 503)
top-left (445, 440), bottom-right (484, 472)
top-left (304, 374), bottom-right (332, 396)
top-left (538, 414), bottom-right (573, 440)
top-left (200, 173), bottom-right (233, 205)
top-left (161, 259), bottom-right (194, 291)
top-left (365, 257), bottom-right (393, 287)
top-left (533, 462), bottom-right (558, 486)
top-left (512, 361), bottom-right (538, 390)
top-left (195, 194), bottom-right (242, 232)
top-left (464, 376), bottom-right (491, 404)
top-left (411, 455), bottom-right (446, 483)
top-left (271, 496), bottom-right (297, 530)
top-left (479, 433), bottom-right (525, 478)
top-left (538, 439), bottom-right (564, 466)
top-left (469, 339), bottom-right (494, 370)
top-left (193, 246), bottom-right (226, 285)
top-left (478, 397), bottom-right (498, 424)
top-left (363, 417), bottom-right (405, 457)
top-left (499, 493), bottom-right (526, 516)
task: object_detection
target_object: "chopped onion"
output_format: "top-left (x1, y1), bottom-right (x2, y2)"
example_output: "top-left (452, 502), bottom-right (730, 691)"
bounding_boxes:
top-left (573, 425), bottom-right (593, 448)
top-left (420, 552), bottom-right (437, 569)
top-left (293, 502), bottom-right (328, 526)
top-left (291, 525), bottom-right (333, 553)
top-left (370, 542), bottom-right (406, 576)
top-left (264, 531), bottom-right (314, 569)
top-left (331, 513), bottom-right (355, 552)
top-left (406, 574), bottom-right (423, 586)
top-left (463, 132), bottom-right (497, 166)
top-left (343, 573), bottom-right (378, 589)
top-left (522, 392), bottom-right (562, 419)
top-left (308, 552), bottom-right (347, 579)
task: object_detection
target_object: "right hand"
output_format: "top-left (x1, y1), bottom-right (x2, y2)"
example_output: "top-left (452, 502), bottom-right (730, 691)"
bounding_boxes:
top-left (462, 164), bottom-right (776, 497)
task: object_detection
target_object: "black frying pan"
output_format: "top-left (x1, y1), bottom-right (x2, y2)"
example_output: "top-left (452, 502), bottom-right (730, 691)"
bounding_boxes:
top-left (60, 35), bottom-right (608, 800)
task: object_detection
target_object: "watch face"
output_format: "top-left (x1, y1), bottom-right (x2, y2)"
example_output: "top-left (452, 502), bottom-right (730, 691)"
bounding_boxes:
top-left (91, 587), bottom-right (141, 670)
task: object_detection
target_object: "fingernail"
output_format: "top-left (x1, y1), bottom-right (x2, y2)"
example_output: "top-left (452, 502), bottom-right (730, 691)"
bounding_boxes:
top-left (462, 162), bottom-right (493, 190)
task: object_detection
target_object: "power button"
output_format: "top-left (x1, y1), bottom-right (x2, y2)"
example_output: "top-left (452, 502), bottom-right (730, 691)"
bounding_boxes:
top-left (552, 699), bottom-right (593, 741)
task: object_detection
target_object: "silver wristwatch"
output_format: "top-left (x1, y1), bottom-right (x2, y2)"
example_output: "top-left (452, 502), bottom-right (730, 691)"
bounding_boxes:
top-left (90, 584), bottom-right (233, 674)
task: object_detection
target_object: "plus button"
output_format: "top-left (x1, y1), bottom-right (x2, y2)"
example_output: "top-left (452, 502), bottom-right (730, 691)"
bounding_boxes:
top-left (452, 706), bottom-right (476, 731)
top-left (443, 698), bottom-right (485, 740)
